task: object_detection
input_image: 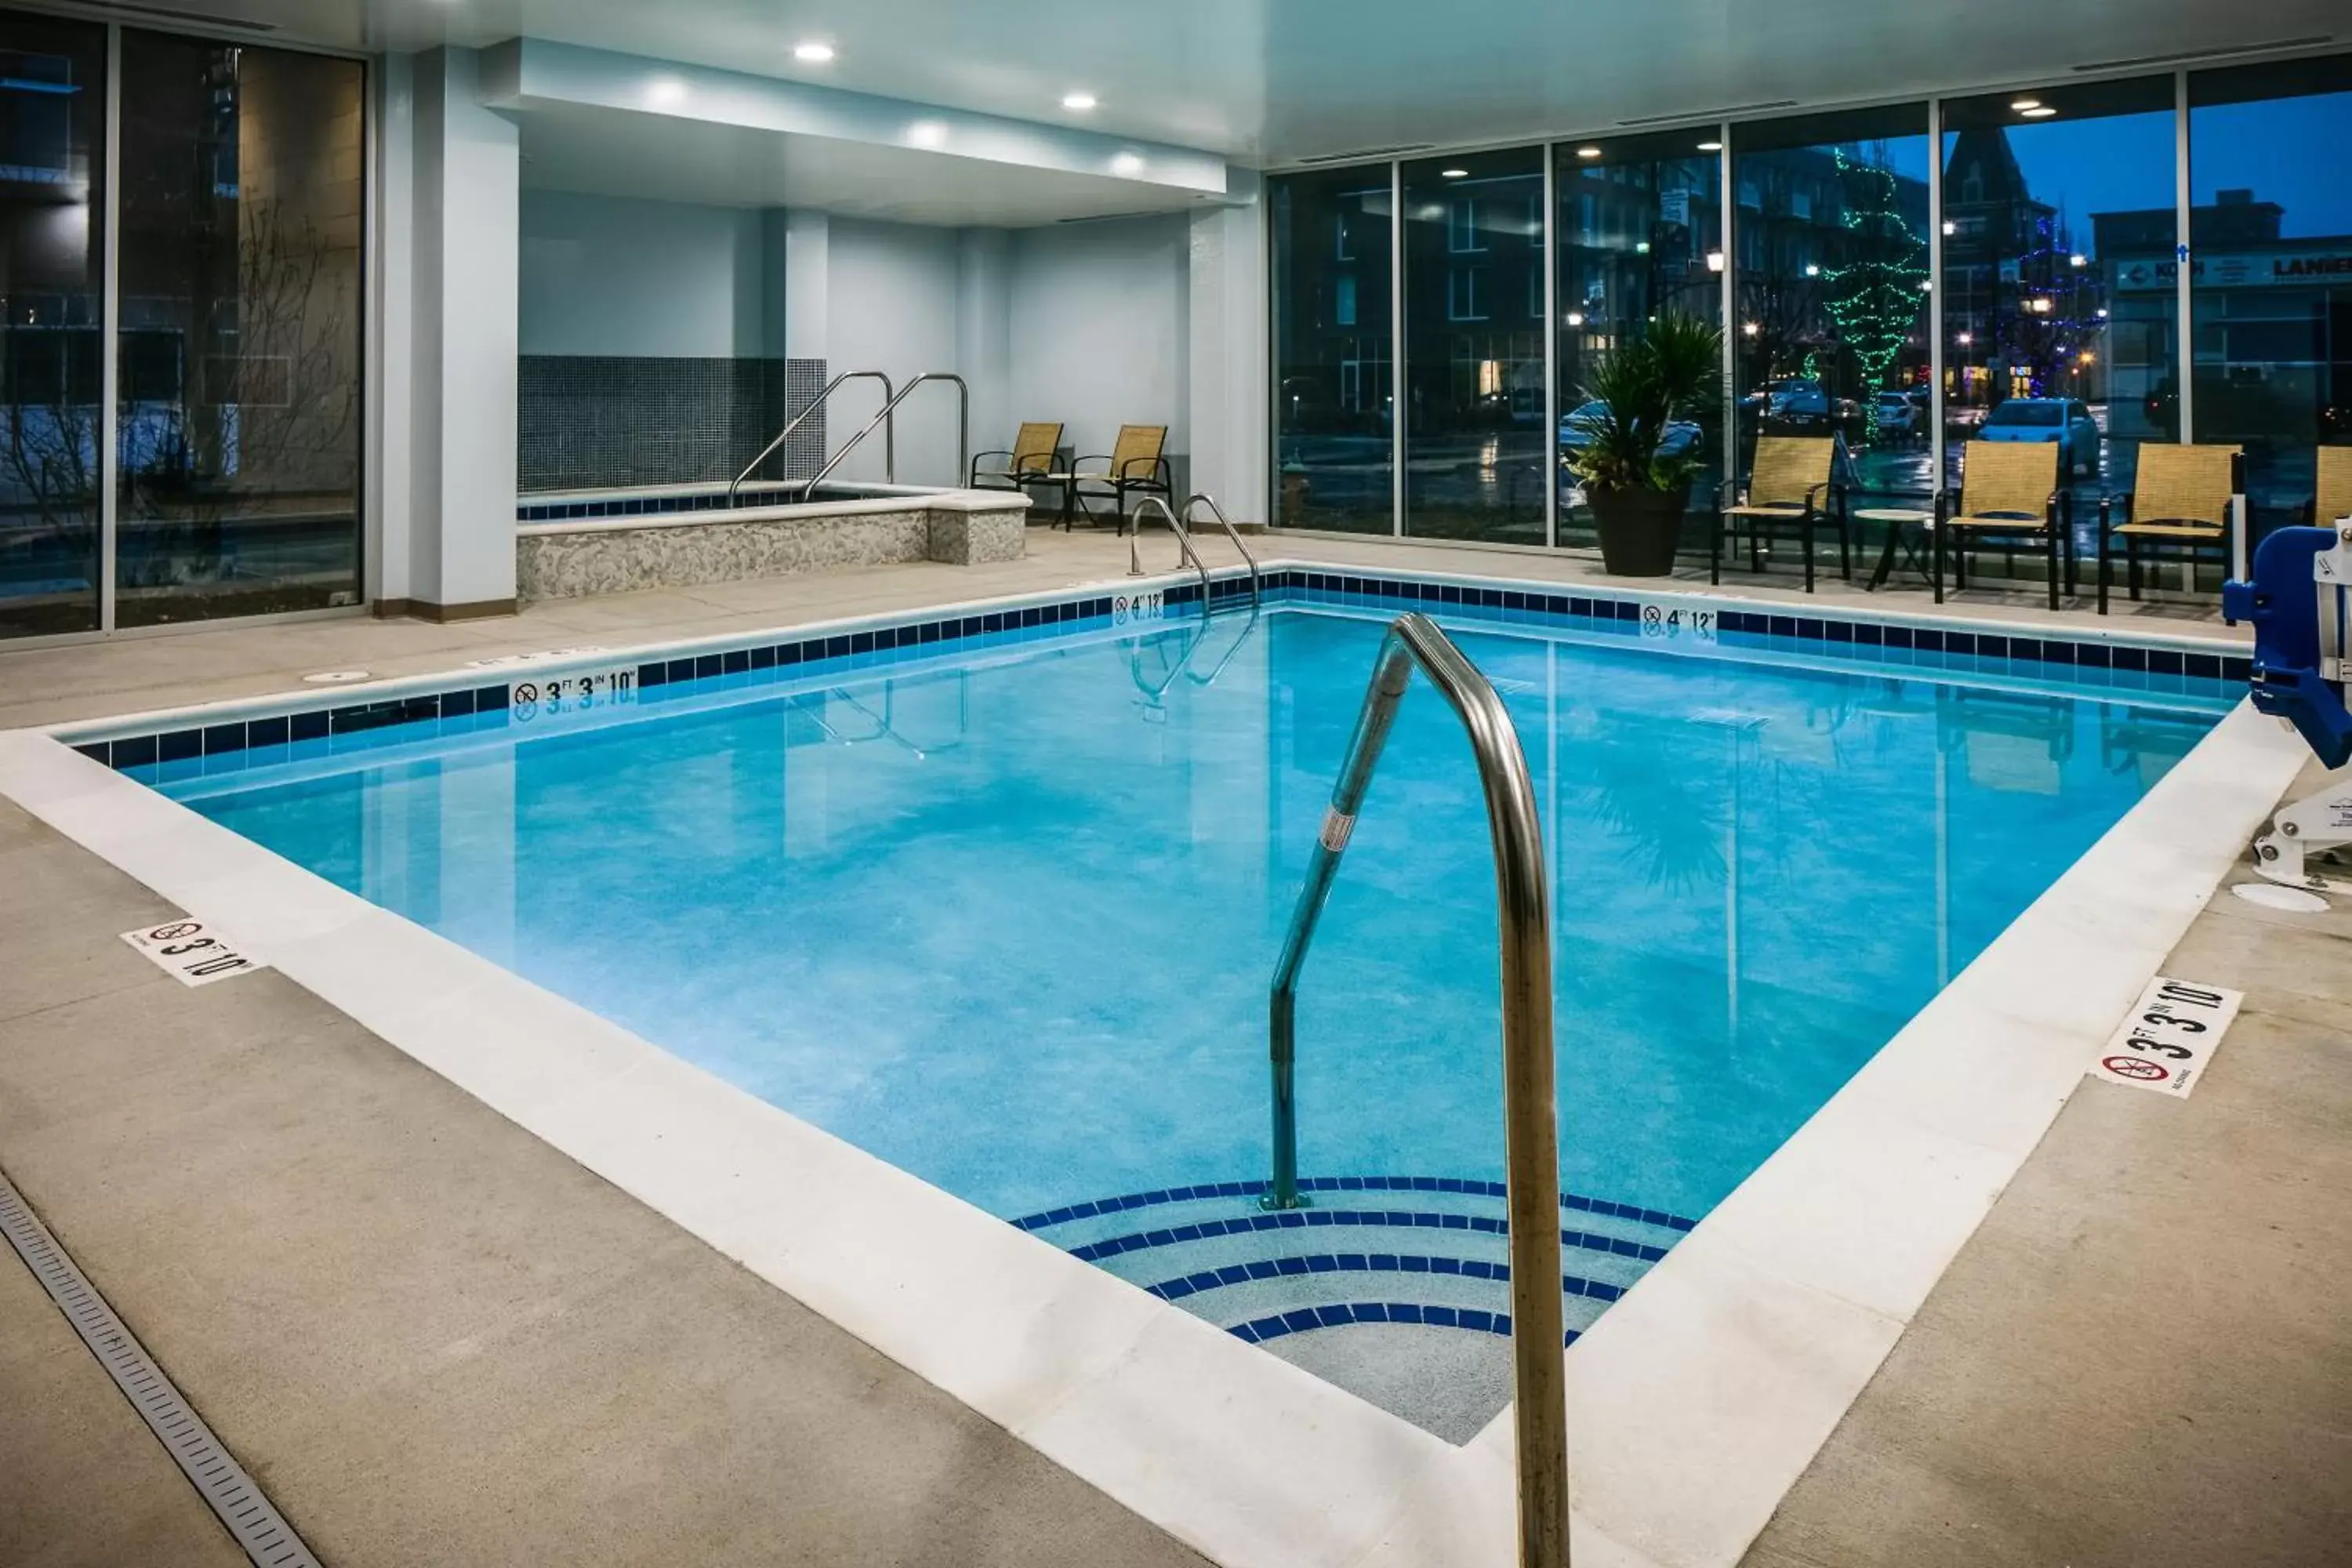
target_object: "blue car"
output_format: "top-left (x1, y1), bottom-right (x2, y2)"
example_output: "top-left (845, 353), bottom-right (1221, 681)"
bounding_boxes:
top-left (1559, 400), bottom-right (1703, 460)
top-left (1977, 397), bottom-right (2102, 478)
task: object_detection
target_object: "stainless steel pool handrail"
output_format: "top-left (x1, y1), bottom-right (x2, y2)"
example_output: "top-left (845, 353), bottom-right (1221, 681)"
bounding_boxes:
top-left (1128, 495), bottom-right (1214, 608)
top-left (797, 372), bottom-right (969, 503)
top-left (729, 370), bottom-right (894, 504)
top-left (1263, 612), bottom-right (1567, 1568)
top-left (1181, 492), bottom-right (1261, 607)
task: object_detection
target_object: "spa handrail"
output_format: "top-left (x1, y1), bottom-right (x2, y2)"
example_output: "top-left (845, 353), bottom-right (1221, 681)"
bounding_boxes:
top-left (1127, 495), bottom-right (1214, 608)
top-left (1263, 612), bottom-right (1568, 1568)
top-left (729, 370), bottom-right (894, 505)
top-left (797, 372), bottom-right (970, 503)
top-left (1182, 492), bottom-right (1261, 607)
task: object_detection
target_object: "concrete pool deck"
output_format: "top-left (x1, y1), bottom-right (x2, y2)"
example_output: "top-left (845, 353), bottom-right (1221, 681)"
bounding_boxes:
top-left (5, 531), bottom-right (2337, 1567)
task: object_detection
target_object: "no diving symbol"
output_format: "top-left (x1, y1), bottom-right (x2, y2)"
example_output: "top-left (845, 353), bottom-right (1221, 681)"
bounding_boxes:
top-left (2102, 1055), bottom-right (2169, 1082)
top-left (514, 681), bottom-right (539, 705)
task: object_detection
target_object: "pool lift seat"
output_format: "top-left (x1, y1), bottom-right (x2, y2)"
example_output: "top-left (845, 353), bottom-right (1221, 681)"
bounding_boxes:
top-left (2223, 514), bottom-right (2352, 893)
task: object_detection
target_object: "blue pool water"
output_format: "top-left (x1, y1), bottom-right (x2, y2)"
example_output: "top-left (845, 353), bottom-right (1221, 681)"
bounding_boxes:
top-left (159, 602), bottom-right (2223, 1236)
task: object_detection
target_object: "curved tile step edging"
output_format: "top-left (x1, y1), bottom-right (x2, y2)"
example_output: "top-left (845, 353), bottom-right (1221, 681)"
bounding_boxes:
top-left (1012, 1176), bottom-right (1696, 1352)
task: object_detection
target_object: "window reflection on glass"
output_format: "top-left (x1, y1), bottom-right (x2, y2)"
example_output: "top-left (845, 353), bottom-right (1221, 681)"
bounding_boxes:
top-left (1940, 76), bottom-right (2176, 558)
top-left (2189, 54), bottom-right (2352, 532)
top-left (1402, 148), bottom-right (1545, 543)
top-left (1271, 167), bottom-right (1393, 534)
top-left (1731, 107), bottom-right (1932, 506)
top-left (114, 33), bottom-right (365, 626)
top-left (0, 10), bottom-right (104, 638)
top-left (1555, 130), bottom-right (1725, 549)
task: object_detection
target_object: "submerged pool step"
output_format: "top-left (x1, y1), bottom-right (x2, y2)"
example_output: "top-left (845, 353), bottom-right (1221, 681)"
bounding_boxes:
top-left (1011, 1177), bottom-right (1694, 1351)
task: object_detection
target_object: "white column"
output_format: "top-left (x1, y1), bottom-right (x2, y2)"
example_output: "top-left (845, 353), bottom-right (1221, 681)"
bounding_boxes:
top-left (407, 46), bottom-right (519, 618)
top-left (957, 227), bottom-right (1012, 470)
top-left (372, 52), bottom-right (415, 608)
top-left (782, 209), bottom-right (829, 361)
top-left (1188, 170), bottom-right (1269, 523)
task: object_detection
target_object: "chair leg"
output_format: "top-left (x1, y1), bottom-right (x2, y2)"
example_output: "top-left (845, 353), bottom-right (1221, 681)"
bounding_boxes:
top-left (1932, 523), bottom-right (1944, 605)
top-left (2097, 524), bottom-right (2110, 614)
top-left (2127, 534), bottom-right (2142, 602)
top-left (1749, 521), bottom-right (1762, 575)
top-left (1803, 520), bottom-right (1817, 593)
top-left (1838, 517), bottom-right (1853, 581)
top-left (2045, 528), bottom-right (2060, 612)
top-left (1710, 512), bottom-right (1722, 586)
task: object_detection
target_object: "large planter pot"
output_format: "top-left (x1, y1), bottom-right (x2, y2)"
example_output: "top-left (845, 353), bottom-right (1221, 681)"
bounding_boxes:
top-left (1588, 483), bottom-right (1690, 577)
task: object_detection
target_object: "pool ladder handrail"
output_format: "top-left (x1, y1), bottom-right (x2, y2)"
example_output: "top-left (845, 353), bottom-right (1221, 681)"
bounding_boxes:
top-left (729, 370), bottom-right (895, 505)
top-left (1127, 492), bottom-right (1261, 611)
top-left (797, 372), bottom-right (970, 503)
top-left (1263, 612), bottom-right (1568, 1568)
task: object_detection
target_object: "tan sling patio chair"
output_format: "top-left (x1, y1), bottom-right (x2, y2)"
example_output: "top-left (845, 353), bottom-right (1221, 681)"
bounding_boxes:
top-left (1938, 441), bottom-right (2069, 610)
top-left (2097, 443), bottom-right (2241, 614)
top-left (1717, 434), bottom-right (1849, 592)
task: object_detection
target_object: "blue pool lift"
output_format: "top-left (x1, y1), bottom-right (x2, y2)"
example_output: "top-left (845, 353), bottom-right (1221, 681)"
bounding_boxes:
top-left (2223, 503), bottom-right (2352, 891)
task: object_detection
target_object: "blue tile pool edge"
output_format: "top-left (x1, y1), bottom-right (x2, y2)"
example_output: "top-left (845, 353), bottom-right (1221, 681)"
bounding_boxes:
top-left (52, 562), bottom-right (2251, 775)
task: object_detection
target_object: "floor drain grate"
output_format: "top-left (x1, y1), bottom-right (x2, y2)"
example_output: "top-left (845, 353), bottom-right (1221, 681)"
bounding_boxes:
top-left (0, 1169), bottom-right (322, 1568)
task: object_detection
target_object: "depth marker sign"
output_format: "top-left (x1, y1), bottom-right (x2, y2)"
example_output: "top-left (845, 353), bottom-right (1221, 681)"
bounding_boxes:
top-left (2089, 975), bottom-right (2242, 1098)
top-left (120, 920), bottom-right (269, 987)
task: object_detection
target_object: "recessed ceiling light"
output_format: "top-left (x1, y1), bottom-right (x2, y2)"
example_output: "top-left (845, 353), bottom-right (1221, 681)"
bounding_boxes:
top-left (909, 120), bottom-right (947, 148)
top-left (645, 75), bottom-right (689, 107)
top-left (1576, 145), bottom-right (1602, 159)
top-left (1440, 166), bottom-right (1469, 178)
top-left (1697, 140), bottom-right (1723, 152)
top-left (1062, 91), bottom-right (1097, 111)
top-left (793, 40), bottom-right (835, 63)
top-left (2021, 105), bottom-right (2057, 118)
top-left (2011, 97), bottom-right (2042, 111)
top-left (1111, 151), bottom-right (1145, 176)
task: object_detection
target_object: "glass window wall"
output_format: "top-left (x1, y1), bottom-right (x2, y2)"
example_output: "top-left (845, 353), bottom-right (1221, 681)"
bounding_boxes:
top-left (2189, 54), bottom-right (2352, 532)
top-left (1731, 106), bottom-right (1933, 507)
top-left (1554, 129), bottom-right (1725, 548)
top-left (1401, 147), bottom-right (1546, 543)
top-left (1270, 165), bottom-right (1393, 534)
top-left (0, 9), bottom-right (105, 637)
top-left (114, 31), bottom-right (365, 626)
top-left (1940, 76), bottom-right (2176, 546)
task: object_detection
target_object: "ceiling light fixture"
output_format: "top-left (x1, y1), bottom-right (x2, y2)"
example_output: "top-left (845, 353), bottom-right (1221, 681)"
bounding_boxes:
top-left (2021, 105), bottom-right (2057, 118)
top-left (2010, 97), bottom-right (2042, 111)
top-left (1111, 151), bottom-right (1145, 176)
top-left (1062, 91), bottom-right (1096, 111)
top-left (1575, 145), bottom-right (1602, 159)
top-left (793, 40), bottom-right (835, 63)
top-left (645, 75), bottom-right (689, 107)
top-left (1440, 167), bottom-right (1469, 178)
top-left (1697, 140), bottom-right (1723, 152)
top-left (909, 120), bottom-right (947, 148)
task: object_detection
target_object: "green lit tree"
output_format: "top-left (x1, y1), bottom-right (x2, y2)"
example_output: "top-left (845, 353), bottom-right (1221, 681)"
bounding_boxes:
top-left (1823, 147), bottom-right (1928, 446)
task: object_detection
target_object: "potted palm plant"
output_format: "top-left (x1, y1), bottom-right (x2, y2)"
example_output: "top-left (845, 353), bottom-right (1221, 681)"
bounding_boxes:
top-left (1566, 311), bottom-right (1723, 577)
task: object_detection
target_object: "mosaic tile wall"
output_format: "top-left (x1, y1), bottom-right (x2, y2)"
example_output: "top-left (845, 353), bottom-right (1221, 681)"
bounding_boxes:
top-left (517, 356), bottom-right (827, 492)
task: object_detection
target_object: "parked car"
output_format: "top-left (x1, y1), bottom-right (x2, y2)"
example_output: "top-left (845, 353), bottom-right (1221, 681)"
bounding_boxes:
top-left (1976, 397), bottom-right (2101, 477)
top-left (1872, 392), bottom-right (1922, 438)
top-left (1559, 399), bottom-right (1703, 460)
top-left (1742, 378), bottom-right (1857, 431)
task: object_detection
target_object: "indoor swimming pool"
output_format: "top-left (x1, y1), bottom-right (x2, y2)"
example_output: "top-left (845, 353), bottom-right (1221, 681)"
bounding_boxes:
top-left (119, 581), bottom-right (2231, 1390)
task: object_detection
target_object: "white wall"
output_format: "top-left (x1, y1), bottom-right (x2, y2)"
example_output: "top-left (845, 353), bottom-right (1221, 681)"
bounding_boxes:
top-left (824, 216), bottom-right (964, 485)
top-left (519, 190), bottom-right (766, 358)
top-left (1007, 216), bottom-right (1190, 475)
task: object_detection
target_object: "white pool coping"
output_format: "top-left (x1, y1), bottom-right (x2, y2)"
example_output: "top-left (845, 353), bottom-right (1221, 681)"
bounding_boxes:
top-left (0, 564), bottom-right (2302, 1568)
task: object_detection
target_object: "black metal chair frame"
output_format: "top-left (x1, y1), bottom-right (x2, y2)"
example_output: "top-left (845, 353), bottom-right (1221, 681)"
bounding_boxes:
top-left (1936, 489), bottom-right (2074, 612)
top-left (2096, 494), bottom-right (2232, 615)
top-left (1712, 477), bottom-right (1852, 593)
top-left (1069, 454), bottom-right (1174, 532)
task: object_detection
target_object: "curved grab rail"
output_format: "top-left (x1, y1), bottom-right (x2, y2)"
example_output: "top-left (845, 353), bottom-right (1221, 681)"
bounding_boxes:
top-left (1127, 495), bottom-right (1214, 609)
top-left (797, 372), bottom-right (969, 503)
top-left (730, 370), bottom-right (894, 504)
top-left (1264, 612), bottom-right (1566, 1568)
top-left (1182, 492), bottom-right (1261, 607)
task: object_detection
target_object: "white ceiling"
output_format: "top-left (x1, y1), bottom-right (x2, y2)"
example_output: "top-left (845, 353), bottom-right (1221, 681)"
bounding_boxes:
top-left (126, 0), bottom-right (2344, 163)
top-left (514, 102), bottom-right (1222, 225)
top-left (72, 0), bottom-right (2347, 223)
